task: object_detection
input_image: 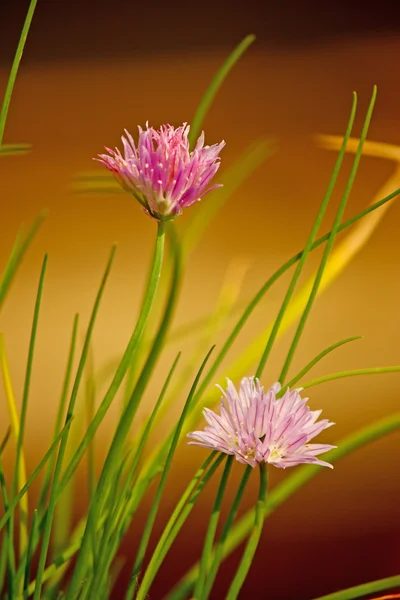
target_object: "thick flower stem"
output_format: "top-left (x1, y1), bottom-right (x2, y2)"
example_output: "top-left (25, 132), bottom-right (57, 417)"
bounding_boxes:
top-left (225, 463), bottom-right (268, 600)
top-left (65, 222), bottom-right (166, 600)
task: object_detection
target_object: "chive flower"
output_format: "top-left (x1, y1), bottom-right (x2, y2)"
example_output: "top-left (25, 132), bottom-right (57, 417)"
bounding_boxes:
top-left (188, 377), bottom-right (336, 469)
top-left (95, 123), bottom-right (225, 220)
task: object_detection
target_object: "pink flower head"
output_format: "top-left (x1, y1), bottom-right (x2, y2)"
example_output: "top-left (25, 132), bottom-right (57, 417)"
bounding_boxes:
top-left (95, 123), bottom-right (225, 220)
top-left (188, 377), bottom-right (336, 469)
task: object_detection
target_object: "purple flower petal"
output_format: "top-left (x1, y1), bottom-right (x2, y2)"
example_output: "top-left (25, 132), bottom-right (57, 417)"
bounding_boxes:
top-left (188, 377), bottom-right (336, 470)
top-left (95, 123), bottom-right (225, 219)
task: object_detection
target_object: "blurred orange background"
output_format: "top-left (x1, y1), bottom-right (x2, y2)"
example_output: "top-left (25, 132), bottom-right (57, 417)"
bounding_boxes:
top-left (1, 1), bottom-right (400, 598)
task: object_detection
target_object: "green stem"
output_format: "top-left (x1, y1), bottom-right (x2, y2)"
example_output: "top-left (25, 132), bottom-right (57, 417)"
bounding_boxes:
top-left (0, 211), bottom-right (47, 311)
top-left (194, 455), bottom-right (233, 600)
top-left (312, 574), bottom-right (400, 600)
top-left (188, 35), bottom-right (255, 148)
top-left (33, 246), bottom-right (117, 600)
top-left (122, 223), bottom-right (182, 446)
top-left (87, 225), bottom-right (181, 598)
top-left (202, 465), bottom-right (252, 600)
top-left (226, 463), bottom-right (268, 600)
top-left (58, 221), bottom-right (176, 506)
top-left (65, 222), bottom-right (166, 600)
top-left (0, 422), bottom-right (71, 533)
top-left (83, 226), bottom-right (182, 593)
top-left (17, 517), bottom-right (86, 598)
top-left (255, 92), bottom-right (357, 381)
top-left (279, 87), bottom-right (376, 383)
top-left (0, 454), bottom-right (15, 597)
top-left (23, 509), bottom-right (37, 599)
top-left (281, 336), bottom-right (362, 392)
top-left (135, 453), bottom-right (225, 600)
top-left (13, 254), bottom-right (47, 569)
top-left (0, 228), bottom-right (22, 301)
top-left (86, 466), bottom-right (125, 600)
top-left (38, 314), bottom-right (79, 513)
top-left (122, 223), bottom-right (181, 408)
top-left (87, 352), bottom-right (182, 599)
top-left (0, 0), bottom-right (38, 145)
top-left (132, 345), bottom-right (215, 598)
top-left (94, 454), bottom-right (219, 600)
top-left (0, 531), bottom-right (7, 594)
top-left (110, 353), bottom-right (182, 534)
top-left (302, 366), bottom-right (400, 389)
top-left (85, 346), bottom-right (96, 501)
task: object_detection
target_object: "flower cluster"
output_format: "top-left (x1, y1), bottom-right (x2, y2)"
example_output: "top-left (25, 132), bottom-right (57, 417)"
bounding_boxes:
top-left (188, 377), bottom-right (335, 469)
top-left (95, 123), bottom-right (225, 220)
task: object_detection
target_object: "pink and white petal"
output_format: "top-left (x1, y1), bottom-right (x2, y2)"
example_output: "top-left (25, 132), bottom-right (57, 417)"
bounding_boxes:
top-left (300, 443), bottom-right (337, 456)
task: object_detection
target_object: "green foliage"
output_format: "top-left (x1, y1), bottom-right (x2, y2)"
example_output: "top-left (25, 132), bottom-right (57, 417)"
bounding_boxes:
top-left (0, 0), bottom-right (37, 148)
top-left (0, 7), bottom-right (399, 599)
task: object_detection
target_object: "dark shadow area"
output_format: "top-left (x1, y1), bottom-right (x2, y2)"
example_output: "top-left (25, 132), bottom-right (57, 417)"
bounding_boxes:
top-left (1, 0), bottom-right (400, 64)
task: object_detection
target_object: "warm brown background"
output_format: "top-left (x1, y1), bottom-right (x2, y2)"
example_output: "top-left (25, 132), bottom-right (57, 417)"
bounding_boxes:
top-left (1, 1), bottom-right (400, 599)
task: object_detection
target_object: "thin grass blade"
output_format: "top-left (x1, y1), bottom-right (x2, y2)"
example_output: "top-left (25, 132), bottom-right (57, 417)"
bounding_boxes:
top-left (0, 421), bottom-right (72, 532)
top-left (312, 574), bottom-right (400, 600)
top-left (0, 453), bottom-right (16, 597)
top-left (0, 144), bottom-right (32, 156)
top-left (23, 509), bottom-right (38, 599)
top-left (38, 314), bottom-right (79, 512)
top-left (188, 35), bottom-right (256, 147)
top-left (86, 352), bottom-right (182, 599)
top-left (194, 455), bottom-right (233, 599)
top-left (0, 211), bottom-right (47, 311)
top-left (13, 253), bottom-right (48, 576)
top-left (255, 92), bottom-right (358, 380)
top-left (279, 88), bottom-right (376, 383)
top-left (131, 345), bottom-right (216, 598)
top-left (0, 427), bottom-right (11, 456)
top-left (33, 245), bottom-right (117, 600)
top-left (136, 453), bottom-right (225, 600)
top-left (85, 345), bottom-right (96, 500)
top-left (0, 0), bottom-right (38, 146)
top-left (280, 336), bottom-right (362, 391)
top-left (302, 366), bottom-right (400, 389)
top-left (0, 334), bottom-right (29, 563)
